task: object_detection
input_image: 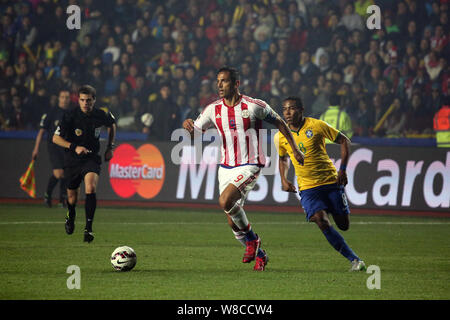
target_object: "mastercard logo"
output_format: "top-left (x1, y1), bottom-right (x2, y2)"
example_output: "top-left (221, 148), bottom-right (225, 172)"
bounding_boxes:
top-left (109, 144), bottom-right (165, 199)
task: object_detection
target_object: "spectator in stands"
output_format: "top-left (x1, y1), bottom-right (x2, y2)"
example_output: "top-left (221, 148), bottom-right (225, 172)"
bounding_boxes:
top-left (118, 81), bottom-right (131, 115)
top-left (15, 16), bottom-right (37, 50)
top-left (273, 51), bottom-right (291, 76)
top-left (0, 88), bottom-right (10, 130)
top-left (376, 79), bottom-right (394, 108)
top-left (320, 93), bottom-right (354, 142)
top-left (364, 66), bottom-right (383, 95)
top-left (403, 92), bottom-right (433, 135)
top-left (5, 95), bottom-right (27, 130)
top-left (148, 83), bottom-right (178, 141)
top-left (290, 69), bottom-right (303, 92)
top-left (0, 0), bottom-right (448, 143)
top-left (226, 37), bottom-right (244, 67)
top-left (269, 68), bottom-right (287, 99)
top-left (125, 64), bottom-right (139, 90)
top-left (103, 37), bottom-right (121, 64)
top-left (353, 97), bottom-right (373, 137)
top-left (174, 79), bottom-right (189, 102)
top-left (288, 16), bottom-right (307, 53)
top-left (86, 67), bottom-right (104, 100)
top-left (338, 3), bottom-right (364, 32)
top-left (54, 65), bottom-right (73, 94)
top-left (427, 83), bottom-right (443, 114)
top-left (311, 79), bottom-right (334, 118)
top-left (379, 98), bottom-right (407, 137)
top-left (198, 79), bottom-right (216, 107)
top-left (307, 15), bottom-right (328, 53)
top-left (298, 50), bottom-right (319, 86)
top-left (81, 35), bottom-right (100, 66)
top-left (182, 95), bottom-right (201, 124)
top-left (118, 96), bottom-right (146, 133)
top-left (396, 1), bottom-right (409, 33)
top-left (424, 51), bottom-right (444, 81)
top-left (184, 65), bottom-right (200, 93)
top-left (104, 63), bottom-right (122, 96)
top-left (254, 69), bottom-right (271, 99)
top-left (372, 93), bottom-right (387, 131)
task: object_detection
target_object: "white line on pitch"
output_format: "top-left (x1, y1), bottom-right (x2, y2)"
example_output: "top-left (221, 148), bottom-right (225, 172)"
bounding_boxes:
top-left (0, 221), bottom-right (449, 225)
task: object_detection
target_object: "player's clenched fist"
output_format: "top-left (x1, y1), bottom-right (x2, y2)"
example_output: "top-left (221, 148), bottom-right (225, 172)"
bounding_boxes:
top-left (75, 145), bottom-right (91, 155)
top-left (183, 119), bottom-right (194, 133)
top-left (293, 149), bottom-right (305, 166)
top-left (281, 180), bottom-right (297, 193)
top-left (337, 170), bottom-right (348, 186)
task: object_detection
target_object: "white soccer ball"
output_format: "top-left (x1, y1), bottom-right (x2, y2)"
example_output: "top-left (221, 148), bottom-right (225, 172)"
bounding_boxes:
top-left (141, 112), bottom-right (154, 127)
top-left (111, 246), bottom-right (137, 272)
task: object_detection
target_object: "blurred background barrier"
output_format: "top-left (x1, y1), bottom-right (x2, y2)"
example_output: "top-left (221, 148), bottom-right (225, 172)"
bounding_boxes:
top-left (2, 134), bottom-right (448, 213)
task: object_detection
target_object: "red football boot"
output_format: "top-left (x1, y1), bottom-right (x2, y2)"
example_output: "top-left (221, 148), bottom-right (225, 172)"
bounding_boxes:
top-left (242, 234), bottom-right (261, 263)
top-left (253, 250), bottom-right (269, 271)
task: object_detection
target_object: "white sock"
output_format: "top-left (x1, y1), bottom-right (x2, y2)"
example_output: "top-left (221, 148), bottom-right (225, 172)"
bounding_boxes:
top-left (225, 202), bottom-right (250, 232)
top-left (232, 229), bottom-right (247, 247)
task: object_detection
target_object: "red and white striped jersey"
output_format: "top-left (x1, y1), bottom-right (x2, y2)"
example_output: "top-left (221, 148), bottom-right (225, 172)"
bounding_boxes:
top-left (193, 95), bottom-right (278, 167)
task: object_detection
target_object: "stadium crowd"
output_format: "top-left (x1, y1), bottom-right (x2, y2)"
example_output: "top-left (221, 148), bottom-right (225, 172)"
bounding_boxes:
top-left (0, 0), bottom-right (449, 140)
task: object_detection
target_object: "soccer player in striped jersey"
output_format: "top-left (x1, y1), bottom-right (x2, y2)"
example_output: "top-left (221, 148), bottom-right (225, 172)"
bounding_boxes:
top-left (183, 67), bottom-right (304, 271)
top-left (274, 96), bottom-right (366, 271)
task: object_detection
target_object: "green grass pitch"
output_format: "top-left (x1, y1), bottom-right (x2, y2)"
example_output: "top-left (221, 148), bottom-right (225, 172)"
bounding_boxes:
top-left (1, 204), bottom-right (449, 300)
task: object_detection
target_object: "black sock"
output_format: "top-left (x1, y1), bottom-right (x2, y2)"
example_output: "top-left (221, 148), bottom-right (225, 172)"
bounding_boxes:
top-left (85, 193), bottom-right (96, 232)
top-left (67, 202), bottom-right (76, 220)
top-left (46, 175), bottom-right (58, 197)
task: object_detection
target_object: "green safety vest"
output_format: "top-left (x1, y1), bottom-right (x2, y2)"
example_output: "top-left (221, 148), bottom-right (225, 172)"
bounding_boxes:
top-left (434, 106), bottom-right (450, 148)
top-left (436, 131), bottom-right (450, 148)
top-left (319, 106), bottom-right (353, 142)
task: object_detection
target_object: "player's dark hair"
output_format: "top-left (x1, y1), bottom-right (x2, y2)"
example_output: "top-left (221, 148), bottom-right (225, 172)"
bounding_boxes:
top-left (217, 66), bottom-right (240, 84)
top-left (78, 85), bottom-right (96, 99)
top-left (283, 96), bottom-right (303, 110)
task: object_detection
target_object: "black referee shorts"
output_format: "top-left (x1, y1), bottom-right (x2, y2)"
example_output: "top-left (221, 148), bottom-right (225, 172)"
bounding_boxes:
top-left (65, 156), bottom-right (101, 190)
top-left (47, 143), bottom-right (65, 170)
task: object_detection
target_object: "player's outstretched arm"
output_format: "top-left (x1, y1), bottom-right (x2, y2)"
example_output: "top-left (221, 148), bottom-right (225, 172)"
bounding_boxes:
top-left (182, 119), bottom-right (195, 138)
top-left (279, 156), bottom-right (296, 193)
top-left (273, 116), bottom-right (304, 166)
top-left (52, 134), bottom-right (71, 149)
top-left (31, 128), bottom-right (45, 160)
top-left (334, 132), bottom-right (351, 186)
top-left (104, 123), bottom-right (116, 162)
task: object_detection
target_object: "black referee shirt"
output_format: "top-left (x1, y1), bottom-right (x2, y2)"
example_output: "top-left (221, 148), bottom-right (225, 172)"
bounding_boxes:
top-left (55, 107), bottom-right (115, 165)
top-left (39, 106), bottom-right (67, 144)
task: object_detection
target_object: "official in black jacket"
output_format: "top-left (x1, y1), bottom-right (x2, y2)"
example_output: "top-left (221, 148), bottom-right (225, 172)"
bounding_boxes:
top-left (53, 85), bottom-right (116, 243)
top-left (32, 89), bottom-right (71, 207)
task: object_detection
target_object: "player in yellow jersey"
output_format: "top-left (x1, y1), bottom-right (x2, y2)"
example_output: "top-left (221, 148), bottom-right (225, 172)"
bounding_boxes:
top-left (274, 96), bottom-right (366, 271)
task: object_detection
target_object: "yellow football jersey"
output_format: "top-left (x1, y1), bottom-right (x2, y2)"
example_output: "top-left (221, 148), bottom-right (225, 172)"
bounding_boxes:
top-left (274, 117), bottom-right (339, 191)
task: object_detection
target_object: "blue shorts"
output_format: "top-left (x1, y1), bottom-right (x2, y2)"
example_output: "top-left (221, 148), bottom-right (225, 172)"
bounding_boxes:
top-left (299, 183), bottom-right (350, 221)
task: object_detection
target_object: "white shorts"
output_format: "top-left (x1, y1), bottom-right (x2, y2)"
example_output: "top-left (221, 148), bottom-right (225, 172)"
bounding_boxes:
top-left (218, 165), bottom-right (261, 206)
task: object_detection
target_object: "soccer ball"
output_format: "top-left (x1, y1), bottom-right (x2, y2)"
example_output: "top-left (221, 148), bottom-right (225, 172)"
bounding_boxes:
top-left (111, 246), bottom-right (137, 271)
top-left (141, 112), bottom-right (154, 127)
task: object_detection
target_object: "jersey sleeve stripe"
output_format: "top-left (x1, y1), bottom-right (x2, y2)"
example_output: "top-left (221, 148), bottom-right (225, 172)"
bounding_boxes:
top-left (215, 104), bottom-right (228, 166)
top-left (227, 103), bottom-right (239, 166)
top-left (243, 95), bottom-right (266, 108)
top-left (241, 102), bottom-right (251, 165)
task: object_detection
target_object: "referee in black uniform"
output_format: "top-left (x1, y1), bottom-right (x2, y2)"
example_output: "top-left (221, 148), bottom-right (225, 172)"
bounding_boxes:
top-left (53, 85), bottom-right (116, 243)
top-left (32, 89), bottom-right (71, 207)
